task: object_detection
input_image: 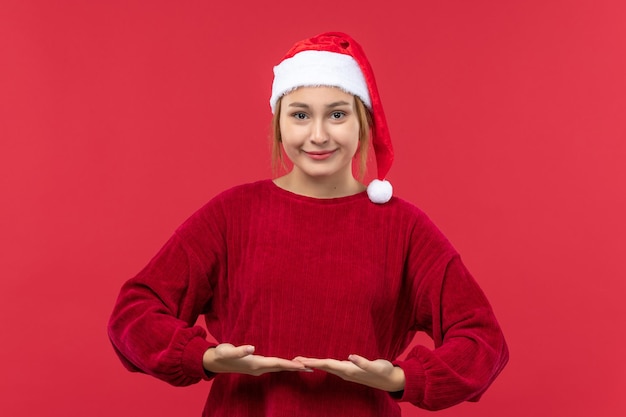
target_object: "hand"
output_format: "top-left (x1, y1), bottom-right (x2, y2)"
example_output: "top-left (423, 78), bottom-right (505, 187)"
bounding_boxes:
top-left (203, 343), bottom-right (310, 376)
top-left (293, 354), bottom-right (406, 392)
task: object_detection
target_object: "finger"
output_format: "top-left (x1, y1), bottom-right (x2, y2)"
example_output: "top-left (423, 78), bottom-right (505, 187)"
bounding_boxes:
top-left (292, 356), bottom-right (327, 368)
top-left (294, 357), bottom-right (349, 372)
top-left (293, 356), bottom-right (330, 365)
top-left (250, 356), bottom-right (312, 373)
top-left (239, 345), bottom-right (255, 356)
top-left (350, 357), bottom-right (397, 380)
top-left (291, 357), bottom-right (314, 372)
top-left (272, 357), bottom-right (312, 371)
top-left (347, 354), bottom-right (370, 370)
top-left (216, 343), bottom-right (255, 359)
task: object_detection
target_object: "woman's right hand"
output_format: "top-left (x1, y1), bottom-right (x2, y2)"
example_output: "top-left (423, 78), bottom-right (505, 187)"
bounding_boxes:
top-left (202, 343), bottom-right (310, 376)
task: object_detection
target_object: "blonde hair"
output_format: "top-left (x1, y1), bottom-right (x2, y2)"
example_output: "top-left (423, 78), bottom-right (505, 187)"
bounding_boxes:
top-left (271, 95), bottom-right (372, 180)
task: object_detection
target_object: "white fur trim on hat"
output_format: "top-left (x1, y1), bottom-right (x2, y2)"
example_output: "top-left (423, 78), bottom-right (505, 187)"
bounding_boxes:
top-left (367, 179), bottom-right (393, 204)
top-left (270, 50), bottom-right (371, 113)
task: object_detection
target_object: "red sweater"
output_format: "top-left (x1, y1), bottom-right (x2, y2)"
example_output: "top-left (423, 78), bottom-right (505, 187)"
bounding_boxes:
top-left (108, 180), bottom-right (508, 416)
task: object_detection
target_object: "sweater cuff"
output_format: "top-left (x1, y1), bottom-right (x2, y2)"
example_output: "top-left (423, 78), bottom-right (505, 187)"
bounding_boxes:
top-left (391, 359), bottom-right (426, 404)
top-left (181, 336), bottom-right (214, 381)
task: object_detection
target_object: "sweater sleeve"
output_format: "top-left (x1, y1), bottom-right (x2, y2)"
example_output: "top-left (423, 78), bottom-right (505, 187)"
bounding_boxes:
top-left (393, 254), bottom-right (509, 410)
top-left (107, 211), bottom-right (222, 387)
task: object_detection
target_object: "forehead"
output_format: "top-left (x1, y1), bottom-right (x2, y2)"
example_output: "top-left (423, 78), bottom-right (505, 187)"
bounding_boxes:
top-left (281, 86), bottom-right (355, 105)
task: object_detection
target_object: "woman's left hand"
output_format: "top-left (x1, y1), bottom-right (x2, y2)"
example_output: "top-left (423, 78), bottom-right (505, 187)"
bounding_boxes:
top-left (293, 354), bottom-right (405, 392)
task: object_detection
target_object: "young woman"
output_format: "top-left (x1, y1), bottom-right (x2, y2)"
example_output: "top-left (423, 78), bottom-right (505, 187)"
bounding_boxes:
top-left (108, 32), bottom-right (508, 416)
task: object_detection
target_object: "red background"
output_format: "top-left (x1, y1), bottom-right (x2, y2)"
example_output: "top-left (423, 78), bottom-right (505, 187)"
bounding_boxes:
top-left (1, 1), bottom-right (625, 416)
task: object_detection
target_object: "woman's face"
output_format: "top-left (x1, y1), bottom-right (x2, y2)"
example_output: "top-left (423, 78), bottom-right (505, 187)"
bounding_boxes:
top-left (278, 86), bottom-right (360, 183)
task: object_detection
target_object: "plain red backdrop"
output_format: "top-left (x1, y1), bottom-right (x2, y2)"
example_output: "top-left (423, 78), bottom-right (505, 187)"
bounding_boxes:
top-left (1, 0), bottom-right (625, 416)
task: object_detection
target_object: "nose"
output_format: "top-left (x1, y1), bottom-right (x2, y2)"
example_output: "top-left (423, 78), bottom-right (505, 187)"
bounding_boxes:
top-left (310, 119), bottom-right (329, 145)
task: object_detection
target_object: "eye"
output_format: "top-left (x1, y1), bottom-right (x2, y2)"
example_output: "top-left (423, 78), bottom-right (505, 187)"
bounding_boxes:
top-left (330, 111), bottom-right (345, 120)
top-left (292, 112), bottom-right (308, 120)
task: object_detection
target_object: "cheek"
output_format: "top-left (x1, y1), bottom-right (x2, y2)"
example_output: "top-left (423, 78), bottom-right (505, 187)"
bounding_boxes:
top-left (278, 118), bottom-right (300, 144)
top-left (278, 127), bottom-right (301, 158)
top-left (279, 128), bottom-right (297, 148)
top-left (346, 122), bottom-right (361, 149)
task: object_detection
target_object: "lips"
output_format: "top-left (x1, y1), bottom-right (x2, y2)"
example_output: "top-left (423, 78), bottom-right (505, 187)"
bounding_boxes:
top-left (304, 150), bottom-right (336, 160)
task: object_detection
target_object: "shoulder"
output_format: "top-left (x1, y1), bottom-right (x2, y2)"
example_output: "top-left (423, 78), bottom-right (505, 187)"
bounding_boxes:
top-left (384, 195), bottom-right (458, 257)
top-left (176, 180), bottom-right (271, 235)
top-left (210, 179), bottom-right (272, 203)
top-left (373, 195), bottom-right (432, 227)
top-left (385, 195), bottom-right (425, 215)
top-left (194, 180), bottom-right (272, 213)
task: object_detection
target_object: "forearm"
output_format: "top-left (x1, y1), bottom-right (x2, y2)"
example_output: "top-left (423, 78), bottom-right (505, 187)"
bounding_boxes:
top-left (108, 285), bottom-right (213, 386)
top-left (397, 255), bottom-right (509, 409)
top-left (108, 233), bottom-right (216, 386)
top-left (393, 332), bottom-right (508, 410)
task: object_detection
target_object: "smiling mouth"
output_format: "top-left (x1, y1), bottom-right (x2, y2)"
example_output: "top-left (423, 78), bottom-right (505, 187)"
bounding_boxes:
top-left (304, 150), bottom-right (336, 160)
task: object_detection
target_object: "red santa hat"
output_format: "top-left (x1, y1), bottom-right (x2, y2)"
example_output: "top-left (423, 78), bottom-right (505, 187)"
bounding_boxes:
top-left (270, 32), bottom-right (394, 204)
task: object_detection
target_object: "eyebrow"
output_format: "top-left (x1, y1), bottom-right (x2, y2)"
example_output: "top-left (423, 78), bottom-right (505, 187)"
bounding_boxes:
top-left (287, 101), bottom-right (352, 109)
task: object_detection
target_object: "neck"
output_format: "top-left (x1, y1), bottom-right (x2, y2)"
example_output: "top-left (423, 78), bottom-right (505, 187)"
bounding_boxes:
top-left (274, 170), bottom-right (365, 199)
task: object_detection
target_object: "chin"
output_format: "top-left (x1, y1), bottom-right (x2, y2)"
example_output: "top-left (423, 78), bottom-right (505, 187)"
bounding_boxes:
top-left (301, 165), bottom-right (343, 178)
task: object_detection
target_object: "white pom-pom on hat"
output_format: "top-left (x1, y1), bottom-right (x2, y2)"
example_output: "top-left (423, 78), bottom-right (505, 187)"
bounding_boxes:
top-left (271, 32), bottom-right (395, 203)
top-left (367, 179), bottom-right (393, 204)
